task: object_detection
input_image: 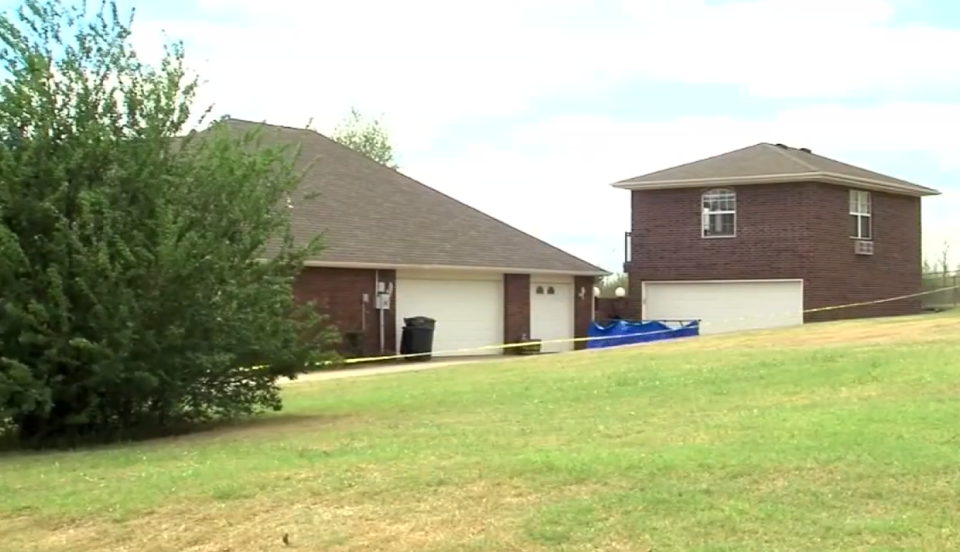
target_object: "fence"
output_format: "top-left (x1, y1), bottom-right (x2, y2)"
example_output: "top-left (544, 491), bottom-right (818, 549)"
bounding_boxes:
top-left (595, 297), bottom-right (630, 321)
top-left (922, 270), bottom-right (960, 310)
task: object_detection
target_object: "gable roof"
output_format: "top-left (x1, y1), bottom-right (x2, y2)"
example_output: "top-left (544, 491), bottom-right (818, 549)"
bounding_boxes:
top-left (611, 143), bottom-right (940, 197)
top-left (209, 119), bottom-right (606, 276)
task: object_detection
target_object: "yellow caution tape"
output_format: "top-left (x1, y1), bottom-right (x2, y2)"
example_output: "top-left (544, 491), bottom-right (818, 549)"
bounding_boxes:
top-left (301, 284), bottom-right (960, 367)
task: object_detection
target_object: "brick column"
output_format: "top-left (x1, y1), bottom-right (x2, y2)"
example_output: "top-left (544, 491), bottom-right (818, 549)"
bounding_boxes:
top-left (503, 274), bottom-right (531, 353)
top-left (573, 276), bottom-right (595, 350)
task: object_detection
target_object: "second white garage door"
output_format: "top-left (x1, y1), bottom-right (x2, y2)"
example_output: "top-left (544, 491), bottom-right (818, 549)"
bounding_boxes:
top-left (642, 279), bottom-right (804, 335)
top-left (530, 282), bottom-right (575, 353)
top-left (395, 274), bottom-right (503, 357)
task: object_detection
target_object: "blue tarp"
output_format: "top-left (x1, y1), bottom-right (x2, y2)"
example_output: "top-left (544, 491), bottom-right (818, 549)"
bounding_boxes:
top-left (586, 319), bottom-right (700, 349)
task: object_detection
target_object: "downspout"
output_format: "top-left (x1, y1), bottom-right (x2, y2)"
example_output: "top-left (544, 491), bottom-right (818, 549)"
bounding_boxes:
top-left (375, 270), bottom-right (385, 355)
top-left (360, 291), bottom-right (366, 332)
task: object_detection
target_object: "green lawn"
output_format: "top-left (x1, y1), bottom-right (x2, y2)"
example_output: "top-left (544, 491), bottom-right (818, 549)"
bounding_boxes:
top-left (2, 313), bottom-right (960, 551)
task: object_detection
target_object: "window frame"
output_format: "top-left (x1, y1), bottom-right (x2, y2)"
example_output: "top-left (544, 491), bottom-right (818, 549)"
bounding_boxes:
top-left (701, 188), bottom-right (737, 239)
top-left (849, 189), bottom-right (872, 240)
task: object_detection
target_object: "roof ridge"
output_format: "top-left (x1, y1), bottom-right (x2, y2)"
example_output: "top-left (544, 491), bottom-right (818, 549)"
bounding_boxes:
top-left (302, 131), bottom-right (607, 274)
top-left (801, 147), bottom-right (890, 174)
top-left (788, 145), bottom-right (939, 193)
top-left (388, 169), bottom-right (608, 273)
top-left (611, 141), bottom-right (939, 196)
top-left (222, 117), bottom-right (317, 135)
top-left (615, 142), bottom-right (770, 184)
top-left (220, 118), bottom-right (608, 275)
top-left (761, 143), bottom-right (818, 172)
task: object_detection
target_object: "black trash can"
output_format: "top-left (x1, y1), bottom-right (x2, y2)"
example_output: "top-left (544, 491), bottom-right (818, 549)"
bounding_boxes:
top-left (400, 316), bottom-right (436, 362)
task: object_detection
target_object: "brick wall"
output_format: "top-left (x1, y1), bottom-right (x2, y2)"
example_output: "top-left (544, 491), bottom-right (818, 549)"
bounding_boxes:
top-left (503, 274), bottom-right (531, 346)
top-left (596, 297), bottom-right (630, 321)
top-left (804, 184), bottom-right (922, 321)
top-left (573, 276), bottom-right (594, 350)
top-left (294, 267), bottom-right (396, 358)
top-left (628, 182), bottom-right (923, 322)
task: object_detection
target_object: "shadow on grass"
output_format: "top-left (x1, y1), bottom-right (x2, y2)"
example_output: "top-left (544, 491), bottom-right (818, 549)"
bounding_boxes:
top-left (0, 412), bottom-right (349, 456)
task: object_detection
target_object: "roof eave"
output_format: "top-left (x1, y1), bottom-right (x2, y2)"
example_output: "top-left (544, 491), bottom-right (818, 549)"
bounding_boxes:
top-left (610, 171), bottom-right (940, 197)
top-left (302, 260), bottom-right (610, 277)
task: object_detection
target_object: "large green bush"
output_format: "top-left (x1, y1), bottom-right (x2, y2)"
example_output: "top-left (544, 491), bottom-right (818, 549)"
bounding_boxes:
top-left (0, 0), bottom-right (338, 447)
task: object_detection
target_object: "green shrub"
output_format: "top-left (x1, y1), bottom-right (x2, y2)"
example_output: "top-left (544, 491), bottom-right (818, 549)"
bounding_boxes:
top-left (0, 0), bottom-right (338, 447)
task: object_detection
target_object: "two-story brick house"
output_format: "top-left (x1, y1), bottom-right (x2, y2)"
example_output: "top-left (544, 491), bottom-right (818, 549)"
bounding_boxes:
top-left (612, 143), bottom-right (940, 334)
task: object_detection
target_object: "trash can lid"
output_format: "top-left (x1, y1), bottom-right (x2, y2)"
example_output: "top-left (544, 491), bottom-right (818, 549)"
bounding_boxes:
top-left (404, 316), bottom-right (436, 328)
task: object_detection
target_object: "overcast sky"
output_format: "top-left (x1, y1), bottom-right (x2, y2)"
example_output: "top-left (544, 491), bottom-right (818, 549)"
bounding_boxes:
top-left (35, 0), bottom-right (960, 272)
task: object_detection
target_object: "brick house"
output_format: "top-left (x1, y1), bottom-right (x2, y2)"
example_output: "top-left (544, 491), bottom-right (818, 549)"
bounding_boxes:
top-left (612, 142), bottom-right (940, 334)
top-left (218, 119), bottom-right (607, 358)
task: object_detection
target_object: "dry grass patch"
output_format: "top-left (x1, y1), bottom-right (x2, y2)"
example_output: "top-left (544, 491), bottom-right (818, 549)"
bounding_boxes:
top-left (3, 312), bottom-right (960, 551)
top-left (645, 311), bottom-right (959, 353)
top-left (4, 482), bottom-right (554, 552)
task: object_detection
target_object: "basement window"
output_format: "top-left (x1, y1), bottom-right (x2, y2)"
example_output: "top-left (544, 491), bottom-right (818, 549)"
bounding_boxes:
top-left (850, 190), bottom-right (872, 240)
top-left (702, 188), bottom-right (736, 238)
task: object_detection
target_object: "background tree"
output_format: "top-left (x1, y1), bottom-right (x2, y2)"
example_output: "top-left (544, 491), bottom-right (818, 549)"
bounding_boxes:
top-left (599, 273), bottom-right (628, 297)
top-left (331, 107), bottom-right (398, 169)
top-left (921, 242), bottom-right (960, 310)
top-left (0, 0), bottom-right (337, 448)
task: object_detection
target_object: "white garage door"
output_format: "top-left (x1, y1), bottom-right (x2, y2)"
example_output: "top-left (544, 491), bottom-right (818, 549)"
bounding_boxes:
top-left (396, 276), bottom-right (503, 357)
top-left (531, 282), bottom-right (574, 353)
top-left (643, 280), bottom-right (804, 335)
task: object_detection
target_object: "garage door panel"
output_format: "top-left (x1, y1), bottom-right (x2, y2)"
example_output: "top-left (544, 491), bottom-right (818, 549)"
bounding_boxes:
top-left (643, 280), bottom-right (803, 335)
top-left (396, 278), bottom-right (503, 357)
top-left (530, 282), bottom-right (574, 353)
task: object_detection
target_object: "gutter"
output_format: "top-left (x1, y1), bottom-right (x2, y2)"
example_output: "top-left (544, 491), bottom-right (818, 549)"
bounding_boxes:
top-left (610, 171), bottom-right (940, 197)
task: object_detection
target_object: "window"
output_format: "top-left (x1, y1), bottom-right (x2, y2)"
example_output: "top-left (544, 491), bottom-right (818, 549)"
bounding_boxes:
top-left (850, 190), bottom-right (872, 239)
top-left (547, 286), bottom-right (555, 295)
top-left (702, 188), bottom-right (736, 238)
top-left (535, 286), bottom-right (544, 294)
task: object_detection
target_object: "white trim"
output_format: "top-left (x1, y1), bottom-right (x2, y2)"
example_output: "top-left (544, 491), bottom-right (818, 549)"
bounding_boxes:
top-left (701, 188), bottom-right (737, 239)
top-left (300, 260), bottom-right (608, 276)
top-left (611, 171), bottom-right (939, 197)
top-left (397, 269), bottom-right (502, 282)
top-left (591, 284), bottom-right (596, 320)
top-left (529, 273), bottom-right (576, 284)
top-left (643, 278), bottom-right (804, 285)
top-left (640, 278), bottom-right (805, 320)
top-left (849, 189), bottom-right (873, 240)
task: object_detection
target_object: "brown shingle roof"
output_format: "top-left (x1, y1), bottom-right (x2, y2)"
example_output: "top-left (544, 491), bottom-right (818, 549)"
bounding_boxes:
top-left (612, 143), bottom-right (940, 196)
top-left (212, 119), bottom-right (606, 275)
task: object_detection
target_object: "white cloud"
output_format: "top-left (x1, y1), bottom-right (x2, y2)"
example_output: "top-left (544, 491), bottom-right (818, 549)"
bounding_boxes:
top-left (123, 0), bottom-right (960, 270)
top-left (130, 0), bottom-right (624, 153)
top-left (616, 0), bottom-right (960, 98)
top-left (129, 0), bottom-right (960, 153)
top-left (402, 102), bottom-right (960, 271)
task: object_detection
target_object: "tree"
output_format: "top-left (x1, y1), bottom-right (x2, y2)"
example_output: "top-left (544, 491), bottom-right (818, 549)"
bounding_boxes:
top-left (331, 107), bottom-right (398, 169)
top-left (0, 0), bottom-right (338, 447)
top-left (921, 242), bottom-right (960, 309)
top-left (599, 273), bottom-right (628, 298)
